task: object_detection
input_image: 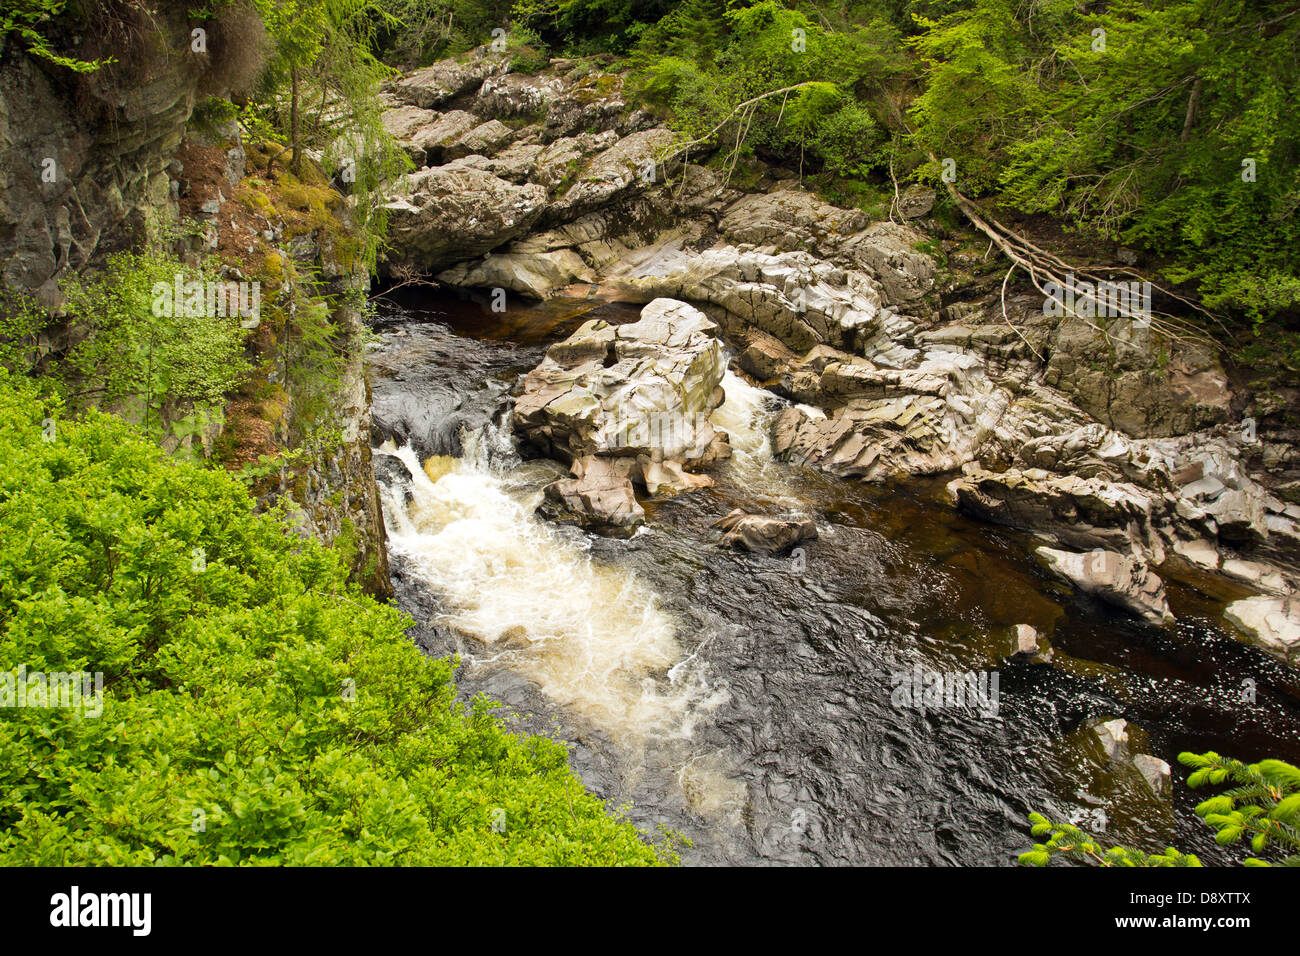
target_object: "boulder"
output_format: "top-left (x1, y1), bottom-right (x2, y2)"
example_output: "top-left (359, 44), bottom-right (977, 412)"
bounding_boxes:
top-left (1036, 547), bottom-right (1174, 625)
top-left (712, 509), bottom-right (818, 555)
top-left (401, 110), bottom-right (480, 166)
top-left (390, 51), bottom-right (504, 109)
top-left (1223, 595), bottom-right (1300, 664)
top-left (444, 119), bottom-right (513, 161)
top-left (1132, 753), bottom-right (1172, 800)
top-left (719, 189), bottom-right (868, 255)
top-left (373, 451), bottom-right (415, 505)
top-left (842, 221), bottom-right (938, 305)
top-left (896, 185), bottom-right (936, 219)
top-left (539, 455), bottom-right (644, 536)
top-left (473, 73), bottom-right (567, 119)
top-left (1091, 717), bottom-right (1131, 760)
top-left (437, 249), bottom-right (593, 299)
top-left (513, 298), bottom-right (728, 488)
top-left (542, 74), bottom-right (628, 141)
top-left (548, 128), bottom-right (678, 223)
top-left (383, 163), bottom-right (548, 272)
top-left (1007, 623), bottom-right (1054, 664)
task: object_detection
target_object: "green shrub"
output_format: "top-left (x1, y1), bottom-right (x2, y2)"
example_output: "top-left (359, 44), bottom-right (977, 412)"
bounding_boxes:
top-left (0, 370), bottom-right (666, 865)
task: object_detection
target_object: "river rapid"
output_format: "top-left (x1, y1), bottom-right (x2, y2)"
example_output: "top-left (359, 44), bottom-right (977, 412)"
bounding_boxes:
top-left (365, 288), bottom-right (1300, 866)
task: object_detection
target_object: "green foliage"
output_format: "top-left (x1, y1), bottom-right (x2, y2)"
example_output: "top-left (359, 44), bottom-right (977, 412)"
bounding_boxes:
top-left (1180, 752), bottom-right (1300, 865)
top-left (0, 287), bottom-right (45, 375)
top-left (908, 0), bottom-right (1300, 318)
top-left (373, 0), bottom-right (515, 64)
top-left (627, 0), bottom-right (903, 183)
top-left (1019, 812), bottom-right (1202, 868)
top-left (1020, 751), bottom-right (1300, 867)
top-left (0, 369), bottom-right (667, 865)
top-left (1, 0), bottom-right (112, 72)
top-left (57, 251), bottom-right (252, 439)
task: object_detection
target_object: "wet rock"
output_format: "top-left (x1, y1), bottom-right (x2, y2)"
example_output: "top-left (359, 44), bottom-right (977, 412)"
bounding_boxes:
top-left (737, 331), bottom-right (798, 382)
top-left (640, 458), bottom-right (714, 496)
top-left (539, 455), bottom-right (643, 535)
top-left (771, 349), bottom-right (1003, 480)
top-left (948, 464), bottom-right (1165, 557)
top-left (1007, 624), bottom-right (1054, 664)
top-left (712, 509), bottom-right (818, 555)
top-left (437, 249), bottom-right (593, 299)
top-left (1223, 595), bottom-right (1300, 665)
top-left (373, 452), bottom-right (415, 505)
top-left (1036, 547), bottom-right (1174, 625)
top-left (1132, 753), bottom-right (1172, 800)
top-left (1091, 717), bottom-right (1131, 760)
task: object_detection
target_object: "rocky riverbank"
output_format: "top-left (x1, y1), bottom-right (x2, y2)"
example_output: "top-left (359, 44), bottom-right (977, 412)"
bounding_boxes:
top-left (377, 47), bottom-right (1300, 664)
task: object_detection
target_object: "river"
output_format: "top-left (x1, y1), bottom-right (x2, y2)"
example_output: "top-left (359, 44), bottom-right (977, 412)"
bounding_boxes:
top-left (365, 287), bottom-right (1300, 866)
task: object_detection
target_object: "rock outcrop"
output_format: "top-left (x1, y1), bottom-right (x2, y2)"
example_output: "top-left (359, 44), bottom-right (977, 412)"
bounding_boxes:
top-left (0, 6), bottom-right (212, 305)
top-left (539, 455), bottom-right (645, 535)
top-left (1037, 547), bottom-right (1173, 625)
top-left (377, 50), bottom-right (1300, 664)
top-left (384, 162), bottom-right (548, 268)
top-left (515, 297), bottom-right (728, 529)
top-left (1223, 595), bottom-right (1300, 665)
top-left (514, 297), bottom-right (727, 470)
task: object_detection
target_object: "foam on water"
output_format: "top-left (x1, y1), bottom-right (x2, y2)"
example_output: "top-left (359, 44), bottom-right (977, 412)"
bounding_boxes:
top-left (380, 442), bottom-right (731, 743)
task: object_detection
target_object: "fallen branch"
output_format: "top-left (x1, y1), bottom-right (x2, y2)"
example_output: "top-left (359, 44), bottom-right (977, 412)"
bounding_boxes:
top-left (368, 265), bottom-right (440, 302)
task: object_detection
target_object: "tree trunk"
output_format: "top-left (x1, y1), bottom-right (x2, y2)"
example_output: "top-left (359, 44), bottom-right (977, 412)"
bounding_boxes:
top-left (290, 64), bottom-right (301, 175)
top-left (1181, 76), bottom-right (1203, 142)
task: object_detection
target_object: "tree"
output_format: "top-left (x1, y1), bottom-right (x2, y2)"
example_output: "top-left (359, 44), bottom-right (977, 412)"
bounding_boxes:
top-left (908, 0), bottom-right (1300, 319)
top-left (1021, 752), bottom-right (1300, 867)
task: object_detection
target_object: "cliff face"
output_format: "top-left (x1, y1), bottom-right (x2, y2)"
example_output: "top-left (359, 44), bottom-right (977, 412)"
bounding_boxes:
top-left (0, 7), bottom-right (207, 305)
top-left (0, 7), bottom-right (391, 597)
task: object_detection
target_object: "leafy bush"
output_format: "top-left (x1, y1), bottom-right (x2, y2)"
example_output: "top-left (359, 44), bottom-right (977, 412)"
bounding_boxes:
top-left (1, 0), bottom-right (111, 72)
top-left (0, 288), bottom-right (45, 375)
top-left (0, 370), bottom-right (667, 865)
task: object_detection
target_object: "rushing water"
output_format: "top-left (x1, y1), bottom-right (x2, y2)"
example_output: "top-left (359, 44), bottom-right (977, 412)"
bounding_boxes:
top-left (366, 288), bottom-right (1300, 866)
